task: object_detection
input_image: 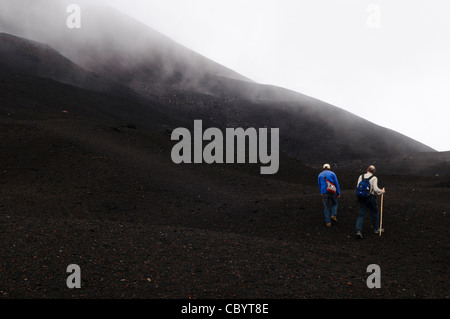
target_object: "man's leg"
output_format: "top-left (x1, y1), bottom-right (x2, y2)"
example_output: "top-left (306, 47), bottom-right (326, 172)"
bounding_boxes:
top-left (356, 199), bottom-right (367, 234)
top-left (323, 193), bottom-right (332, 226)
top-left (368, 195), bottom-right (380, 231)
top-left (330, 193), bottom-right (338, 221)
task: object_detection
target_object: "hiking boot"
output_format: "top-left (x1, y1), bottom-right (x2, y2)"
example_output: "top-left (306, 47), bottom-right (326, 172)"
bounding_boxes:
top-left (374, 228), bottom-right (385, 234)
top-left (356, 231), bottom-right (363, 239)
top-left (331, 216), bottom-right (337, 223)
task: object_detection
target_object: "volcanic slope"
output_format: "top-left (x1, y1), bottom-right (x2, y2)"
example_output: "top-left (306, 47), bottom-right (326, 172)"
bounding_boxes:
top-left (0, 27), bottom-right (436, 169)
top-left (0, 0), bottom-right (448, 300)
top-left (0, 31), bottom-right (449, 299)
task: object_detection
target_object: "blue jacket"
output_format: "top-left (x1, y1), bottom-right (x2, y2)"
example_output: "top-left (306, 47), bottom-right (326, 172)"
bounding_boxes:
top-left (318, 170), bottom-right (341, 195)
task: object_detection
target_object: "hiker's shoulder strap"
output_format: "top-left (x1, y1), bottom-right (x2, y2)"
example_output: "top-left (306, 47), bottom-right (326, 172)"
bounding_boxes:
top-left (362, 174), bottom-right (375, 181)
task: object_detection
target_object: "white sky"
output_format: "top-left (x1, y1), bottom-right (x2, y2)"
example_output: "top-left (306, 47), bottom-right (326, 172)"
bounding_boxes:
top-left (103, 0), bottom-right (450, 152)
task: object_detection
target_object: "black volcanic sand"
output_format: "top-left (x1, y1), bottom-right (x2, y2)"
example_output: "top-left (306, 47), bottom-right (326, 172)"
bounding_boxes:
top-left (0, 115), bottom-right (448, 299)
top-left (0, 69), bottom-right (448, 299)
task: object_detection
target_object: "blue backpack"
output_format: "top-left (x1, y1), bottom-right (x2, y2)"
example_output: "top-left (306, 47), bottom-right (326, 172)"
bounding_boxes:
top-left (356, 175), bottom-right (374, 199)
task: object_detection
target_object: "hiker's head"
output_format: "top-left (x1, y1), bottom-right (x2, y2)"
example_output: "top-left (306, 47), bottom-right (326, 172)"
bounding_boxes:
top-left (367, 165), bottom-right (376, 174)
top-left (323, 164), bottom-right (331, 170)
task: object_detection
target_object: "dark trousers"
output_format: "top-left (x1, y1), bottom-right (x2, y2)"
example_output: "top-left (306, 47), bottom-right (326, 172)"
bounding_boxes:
top-left (323, 193), bottom-right (338, 224)
top-left (356, 195), bottom-right (380, 232)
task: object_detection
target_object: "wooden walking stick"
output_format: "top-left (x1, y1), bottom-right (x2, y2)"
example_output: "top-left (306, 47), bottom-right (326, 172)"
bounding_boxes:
top-left (379, 193), bottom-right (384, 237)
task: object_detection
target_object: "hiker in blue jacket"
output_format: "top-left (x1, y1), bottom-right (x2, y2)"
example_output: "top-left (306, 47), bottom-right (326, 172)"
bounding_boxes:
top-left (318, 164), bottom-right (341, 227)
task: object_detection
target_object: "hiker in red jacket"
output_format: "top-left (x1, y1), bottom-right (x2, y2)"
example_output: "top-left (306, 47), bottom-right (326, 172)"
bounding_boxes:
top-left (318, 164), bottom-right (341, 228)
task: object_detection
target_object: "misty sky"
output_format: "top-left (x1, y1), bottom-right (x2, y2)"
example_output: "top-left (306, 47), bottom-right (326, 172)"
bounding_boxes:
top-left (106, 1), bottom-right (448, 151)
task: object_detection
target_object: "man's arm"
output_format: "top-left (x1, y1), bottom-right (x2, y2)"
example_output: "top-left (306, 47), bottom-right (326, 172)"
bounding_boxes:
top-left (333, 173), bottom-right (341, 196)
top-left (371, 177), bottom-right (385, 195)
